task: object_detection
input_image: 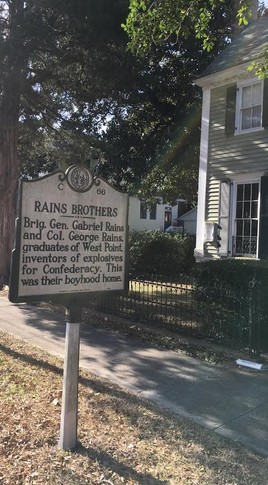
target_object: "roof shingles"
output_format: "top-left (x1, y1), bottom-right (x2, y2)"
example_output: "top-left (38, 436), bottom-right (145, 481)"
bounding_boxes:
top-left (202, 16), bottom-right (268, 77)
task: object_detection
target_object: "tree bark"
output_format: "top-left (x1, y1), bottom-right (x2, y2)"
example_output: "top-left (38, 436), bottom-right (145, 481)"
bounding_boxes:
top-left (0, 82), bottom-right (20, 287)
top-left (0, 0), bottom-right (24, 287)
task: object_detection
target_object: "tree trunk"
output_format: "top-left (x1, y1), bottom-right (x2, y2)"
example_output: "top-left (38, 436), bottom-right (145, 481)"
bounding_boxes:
top-left (0, 0), bottom-right (24, 287)
top-left (0, 83), bottom-right (20, 287)
top-left (250, 0), bottom-right (259, 22)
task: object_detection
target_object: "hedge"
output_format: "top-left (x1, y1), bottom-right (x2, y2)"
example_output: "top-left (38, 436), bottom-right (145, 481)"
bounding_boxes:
top-left (193, 259), bottom-right (268, 350)
top-left (128, 230), bottom-right (195, 278)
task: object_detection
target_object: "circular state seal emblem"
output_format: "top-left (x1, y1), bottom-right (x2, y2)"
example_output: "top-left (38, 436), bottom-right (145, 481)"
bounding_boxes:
top-left (66, 165), bottom-right (93, 192)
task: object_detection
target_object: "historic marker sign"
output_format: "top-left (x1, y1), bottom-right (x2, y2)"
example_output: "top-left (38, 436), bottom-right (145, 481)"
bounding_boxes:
top-left (9, 165), bottom-right (129, 303)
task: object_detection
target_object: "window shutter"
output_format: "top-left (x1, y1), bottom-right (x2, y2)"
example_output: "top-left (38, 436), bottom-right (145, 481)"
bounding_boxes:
top-left (218, 180), bottom-right (231, 256)
top-left (262, 79), bottom-right (268, 128)
top-left (259, 176), bottom-right (268, 258)
top-left (225, 85), bottom-right (237, 136)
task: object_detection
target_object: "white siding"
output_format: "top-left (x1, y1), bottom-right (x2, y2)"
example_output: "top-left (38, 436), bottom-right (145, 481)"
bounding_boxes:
top-left (178, 209), bottom-right (197, 234)
top-left (128, 197), bottom-right (179, 231)
top-left (205, 82), bottom-right (268, 258)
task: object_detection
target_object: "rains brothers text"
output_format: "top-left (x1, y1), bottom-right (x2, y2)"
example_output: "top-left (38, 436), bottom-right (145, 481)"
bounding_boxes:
top-left (19, 200), bottom-right (126, 293)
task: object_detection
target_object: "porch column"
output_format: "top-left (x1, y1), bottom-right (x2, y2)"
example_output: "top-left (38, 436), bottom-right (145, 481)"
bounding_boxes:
top-left (194, 87), bottom-right (211, 261)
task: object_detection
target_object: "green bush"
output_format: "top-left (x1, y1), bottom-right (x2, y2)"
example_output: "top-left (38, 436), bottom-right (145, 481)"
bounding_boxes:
top-left (128, 230), bottom-right (195, 278)
top-left (193, 259), bottom-right (268, 349)
top-left (193, 259), bottom-right (268, 293)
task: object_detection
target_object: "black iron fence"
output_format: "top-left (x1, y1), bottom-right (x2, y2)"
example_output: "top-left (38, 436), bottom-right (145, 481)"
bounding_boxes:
top-left (87, 275), bottom-right (268, 356)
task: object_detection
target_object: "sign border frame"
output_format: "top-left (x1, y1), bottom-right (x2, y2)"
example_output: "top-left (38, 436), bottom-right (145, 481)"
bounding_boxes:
top-left (9, 169), bottom-right (129, 305)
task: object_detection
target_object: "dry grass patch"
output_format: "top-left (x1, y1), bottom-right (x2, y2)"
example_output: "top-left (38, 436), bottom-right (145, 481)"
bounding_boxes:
top-left (0, 330), bottom-right (267, 484)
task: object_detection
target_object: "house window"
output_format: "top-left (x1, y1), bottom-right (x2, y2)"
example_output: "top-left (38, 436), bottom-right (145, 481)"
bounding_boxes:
top-left (232, 182), bottom-right (260, 257)
top-left (140, 201), bottom-right (147, 219)
top-left (225, 79), bottom-right (268, 136)
top-left (236, 79), bottom-right (263, 133)
top-left (140, 200), bottom-right (157, 220)
top-left (149, 204), bottom-right (157, 220)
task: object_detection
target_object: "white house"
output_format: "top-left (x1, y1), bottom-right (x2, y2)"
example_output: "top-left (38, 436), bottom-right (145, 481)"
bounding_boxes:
top-left (128, 196), bottom-right (187, 232)
top-left (177, 208), bottom-right (197, 235)
top-left (195, 12), bottom-right (268, 261)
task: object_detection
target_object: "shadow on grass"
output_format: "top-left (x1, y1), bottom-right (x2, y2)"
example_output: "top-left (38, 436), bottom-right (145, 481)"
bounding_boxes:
top-left (1, 339), bottom-right (266, 485)
top-left (75, 443), bottom-right (169, 485)
top-left (0, 341), bottom-right (169, 484)
top-left (0, 342), bottom-right (64, 376)
top-left (0, 341), bottom-right (162, 411)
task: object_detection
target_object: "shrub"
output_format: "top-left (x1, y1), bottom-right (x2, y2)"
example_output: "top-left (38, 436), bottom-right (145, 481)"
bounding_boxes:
top-left (193, 259), bottom-right (268, 349)
top-left (128, 230), bottom-right (195, 278)
top-left (193, 259), bottom-right (268, 294)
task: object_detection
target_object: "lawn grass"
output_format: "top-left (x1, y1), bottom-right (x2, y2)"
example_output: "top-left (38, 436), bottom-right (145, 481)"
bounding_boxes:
top-left (0, 330), bottom-right (268, 484)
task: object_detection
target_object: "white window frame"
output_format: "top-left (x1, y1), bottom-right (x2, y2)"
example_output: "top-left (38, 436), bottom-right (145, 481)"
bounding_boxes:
top-left (230, 178), bottom-right (261, 258)
top-left (235, 78), bottom-right (264, 134)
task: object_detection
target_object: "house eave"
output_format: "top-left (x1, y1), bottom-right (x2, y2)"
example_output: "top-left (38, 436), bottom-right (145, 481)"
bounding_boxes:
top-left (194, 60), bottom-right (258, 89)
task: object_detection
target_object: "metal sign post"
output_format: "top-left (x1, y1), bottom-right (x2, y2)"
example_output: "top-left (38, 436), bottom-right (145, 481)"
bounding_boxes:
top-left (59, 305), bottom-right (82, 450)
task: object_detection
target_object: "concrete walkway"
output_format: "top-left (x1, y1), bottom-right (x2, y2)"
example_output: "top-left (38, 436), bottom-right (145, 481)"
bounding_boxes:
top-left (1, 296), bottom-right (268, 456)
